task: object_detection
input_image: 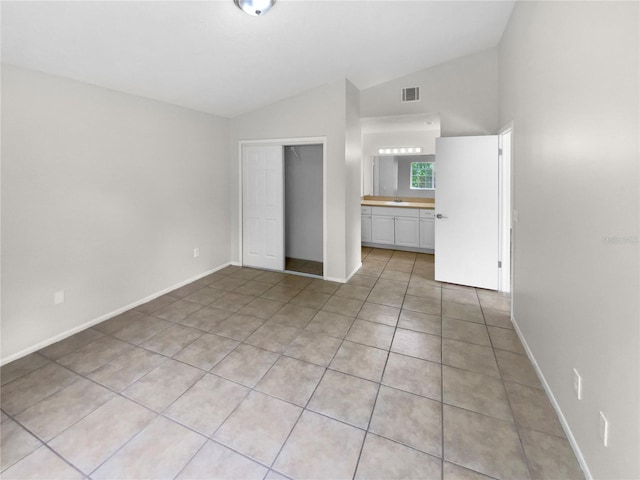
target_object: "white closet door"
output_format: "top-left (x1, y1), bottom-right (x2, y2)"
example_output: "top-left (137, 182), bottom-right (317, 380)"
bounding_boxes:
top-left (435, 135), bottom-right (499, 290)
top-left (242, 145), bottom-right (284, 271)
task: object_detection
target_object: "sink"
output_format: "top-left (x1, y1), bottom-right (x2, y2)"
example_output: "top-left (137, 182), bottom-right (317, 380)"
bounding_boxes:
top-left (385, 201), bottom-right (410, 206)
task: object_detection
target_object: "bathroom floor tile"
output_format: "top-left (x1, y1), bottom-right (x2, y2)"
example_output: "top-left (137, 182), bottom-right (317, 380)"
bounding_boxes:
top-left (164, 374), bottom-right (248, 435)
top-left (213, 391), bottom-right (301, 465)
top-left (346, 319), bottom-right (395, 350)
top-left (357, 302), bottom-right (400, 326)
top-left (122, 359), bottom-right (203, 412)
top-left (308, 370), bottom-right (379, 428)
top-left (0, 419), bottom-right (43, 471)
top-left (330, 341), bottom-right (388, 382)
top-left (443, 365), bottom-right (513, 421)
top-left (16, 378), bottom-right (114, 441)
top-left (172, 333), bottom-right (239, 371)
top-left (211, 344), bottom-right (279, 387)
top-left (443, 404), bottom-right (529, 480)
top-left (398, 310), bottom-right (441, 335)
top-left (256, 356), bottom-right (324, 406)
top-left (355, 433), bottom-right (442, 480)
top-left (273, 410), bottom-right (365, 480)
top-left (382, 352), bottom-right (441, 400)
top-left (210, 313), bottom-right (265, 341)
top-left (369, 386), bottom-right (442, 457)
top-left (306, 310), bottom-right (355, 338)
top-left (92, 416), bottom-right (206, 480)
top-left (284, 330), bottom-right (342, 367)
top-left (391, 328), bottom-right (441, 363)
top-left (1, 446), bottom-right (83, 480)
top-left (48, 396), bottom-right (155, 474)
top-left (176, 440), bottom-right (267, 480)
top-left (88, 347), bottom-right (165, 392)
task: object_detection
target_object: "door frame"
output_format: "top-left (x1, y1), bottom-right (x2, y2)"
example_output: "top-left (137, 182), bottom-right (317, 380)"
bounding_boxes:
top-left (498, 123), bottom-right (514, 293)
top-left (238, 137), bottom-right (327, 277)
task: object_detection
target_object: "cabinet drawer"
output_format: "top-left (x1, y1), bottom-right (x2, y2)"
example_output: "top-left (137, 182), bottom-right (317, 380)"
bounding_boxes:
top-left (371, 207), bottom-right (419, 218)
top-left (361, 206), bottom-right (372, 214)
top-left (419, 209), bottom-right (435, 219)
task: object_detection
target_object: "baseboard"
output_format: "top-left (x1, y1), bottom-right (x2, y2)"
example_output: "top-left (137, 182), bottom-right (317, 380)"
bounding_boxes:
top-left (345, 262), bottom-right (362, 282)
top-left (511, 315), bottom-right (593, 480)
top-left (361, 242), bottom-right (434, 254)
top-left (0, 262), bottom-right (232, 366)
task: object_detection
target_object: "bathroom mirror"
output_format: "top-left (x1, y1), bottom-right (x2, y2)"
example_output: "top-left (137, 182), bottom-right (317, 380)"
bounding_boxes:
top-left (373, 154), bottom-right (436, 199)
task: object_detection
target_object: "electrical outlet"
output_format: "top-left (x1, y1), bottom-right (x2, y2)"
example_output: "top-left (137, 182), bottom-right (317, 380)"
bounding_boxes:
top-left (193, 248), bottom-right (200, 258)
top-left (513, 209), bottom-right (519, 223)
top-left (572, 368), bottom-right (582, 400)
top-left (54, 290), bottom-right (65, 305)
top-left (599, 411), bottom-right (609, 447)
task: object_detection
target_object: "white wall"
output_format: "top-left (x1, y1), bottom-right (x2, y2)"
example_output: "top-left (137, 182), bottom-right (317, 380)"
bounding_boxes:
top-left (360, 49), bottom-right (498, 137)
top-left (499, 3), bottom-right (639, 479)
top-left (344, 79), bottom-right (362, 278)
top-left (284, 144), bottom-right (323, 262)
top-left (1, 65), bottom-right (231, 362)
top-left (230, 80), bottom-right (360, 281)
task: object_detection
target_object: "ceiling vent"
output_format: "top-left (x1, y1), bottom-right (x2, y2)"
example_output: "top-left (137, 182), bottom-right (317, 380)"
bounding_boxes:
top-left (401, 86), bottom-right (420, 103)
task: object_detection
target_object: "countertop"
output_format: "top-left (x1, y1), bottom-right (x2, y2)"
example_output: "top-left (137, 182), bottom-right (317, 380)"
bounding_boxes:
top-left (361, 196), bottom-right (435, 210)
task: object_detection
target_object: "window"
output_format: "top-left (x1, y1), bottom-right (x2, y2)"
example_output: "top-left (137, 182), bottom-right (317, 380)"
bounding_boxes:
top-left (410, 162), bottom-right (435, 190)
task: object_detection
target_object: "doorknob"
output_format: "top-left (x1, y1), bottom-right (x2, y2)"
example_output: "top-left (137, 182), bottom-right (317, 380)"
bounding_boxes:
top-left (436, 213), bottom-right (448, 219)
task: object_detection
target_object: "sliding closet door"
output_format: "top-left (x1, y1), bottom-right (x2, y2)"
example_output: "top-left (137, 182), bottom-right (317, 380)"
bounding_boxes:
top-left (242, 145), bottom-right (284, 270)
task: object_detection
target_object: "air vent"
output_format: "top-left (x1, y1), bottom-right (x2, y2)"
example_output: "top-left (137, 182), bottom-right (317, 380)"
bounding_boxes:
top-left (401, 86), bottom-right (420, 102)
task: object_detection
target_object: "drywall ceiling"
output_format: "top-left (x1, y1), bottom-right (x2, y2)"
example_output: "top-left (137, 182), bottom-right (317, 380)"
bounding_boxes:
top-left (1, 1), bottom-right (514, 118)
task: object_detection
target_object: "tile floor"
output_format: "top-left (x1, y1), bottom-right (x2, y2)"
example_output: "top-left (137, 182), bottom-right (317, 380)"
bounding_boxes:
top-left (0, 248), bottom-right (584, 480)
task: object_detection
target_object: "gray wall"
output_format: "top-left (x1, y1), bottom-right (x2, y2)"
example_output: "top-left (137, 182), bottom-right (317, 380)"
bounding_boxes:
top-left (1, 65), bottom-right (231, 362)
top-left (360, 48), bottom-right (498, 137)
top-left (285, 145), bottom-right (323, 262)
top-left (499, 2), bottom-right (639, 478)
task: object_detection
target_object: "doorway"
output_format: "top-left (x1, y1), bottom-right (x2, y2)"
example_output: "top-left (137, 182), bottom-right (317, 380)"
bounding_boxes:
top-left (284, 144), bottom-right (323, 276)
top-left (240, 139), bottom-right (325, 278)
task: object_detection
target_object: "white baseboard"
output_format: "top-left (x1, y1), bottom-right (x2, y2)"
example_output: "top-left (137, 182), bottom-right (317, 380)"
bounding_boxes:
top-left (511, 315), bottom-right (593, 480)
top-left (0, 263), bottom-right (232, 366)
top-left (345, 262), bottom-right (363, 282)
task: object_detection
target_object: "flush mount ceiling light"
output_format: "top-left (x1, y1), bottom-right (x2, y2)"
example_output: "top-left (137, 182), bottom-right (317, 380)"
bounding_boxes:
top-left (234, 0), bottom-right (276, 16)
top-left (378, 147), bottom-right (422, 155)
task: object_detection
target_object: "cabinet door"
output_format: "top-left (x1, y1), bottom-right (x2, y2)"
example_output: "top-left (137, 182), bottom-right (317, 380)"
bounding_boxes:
top-left (395, 217), bottom-right (420, 248)
top-left (361, 215), bottom-right (372, 243)
top-left (371, 216), bottom-right (395, 245)
top-left (420, 218), bottom-right (435, 249)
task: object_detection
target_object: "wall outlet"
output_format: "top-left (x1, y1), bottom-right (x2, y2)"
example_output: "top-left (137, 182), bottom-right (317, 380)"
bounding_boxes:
top-left (572, 368), bottom-right (582, 400)
top-left (193, 248), bottom-right (200, 258)
top-left (54, 290), bottom-right (65, 305)
top-left (513, 209), bottom-right (519, 223)
top-left (599, 411), bottom-right (609, 447)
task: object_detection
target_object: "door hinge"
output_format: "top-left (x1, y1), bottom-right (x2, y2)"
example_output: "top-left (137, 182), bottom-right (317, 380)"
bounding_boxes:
top-left (498, 261), bottom-right (502, 268)
top-left (498, 148), bottom-right (503, 156)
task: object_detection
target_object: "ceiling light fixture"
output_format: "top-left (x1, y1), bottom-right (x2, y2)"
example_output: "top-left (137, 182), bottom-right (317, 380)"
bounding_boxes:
top-left (234, 0), bottom-right (276, 16)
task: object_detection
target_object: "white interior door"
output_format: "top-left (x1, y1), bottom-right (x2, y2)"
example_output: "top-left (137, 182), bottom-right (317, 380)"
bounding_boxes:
top-left (242, 145), bottom-right (284, 271)
top-left (435, 136), bottom-right (499, 290)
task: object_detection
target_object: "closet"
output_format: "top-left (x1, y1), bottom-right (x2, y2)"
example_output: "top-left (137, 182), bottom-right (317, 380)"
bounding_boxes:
top-left (241, 142), bottom-right (323, 276)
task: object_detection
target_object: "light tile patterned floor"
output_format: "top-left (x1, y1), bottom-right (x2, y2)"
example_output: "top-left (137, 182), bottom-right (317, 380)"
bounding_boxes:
top-left (0, 249), bottom-right (585, 480)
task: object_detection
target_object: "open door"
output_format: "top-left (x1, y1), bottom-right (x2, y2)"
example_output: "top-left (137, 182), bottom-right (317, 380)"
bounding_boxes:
top-left (242, 144), bottom-right (284, 271)
top-left (435, 136), bottom-right (499, 290)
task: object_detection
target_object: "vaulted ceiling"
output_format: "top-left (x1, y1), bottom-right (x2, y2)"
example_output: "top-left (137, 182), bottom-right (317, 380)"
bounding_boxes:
top-left (1, 1), bottom-right (514, 117)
